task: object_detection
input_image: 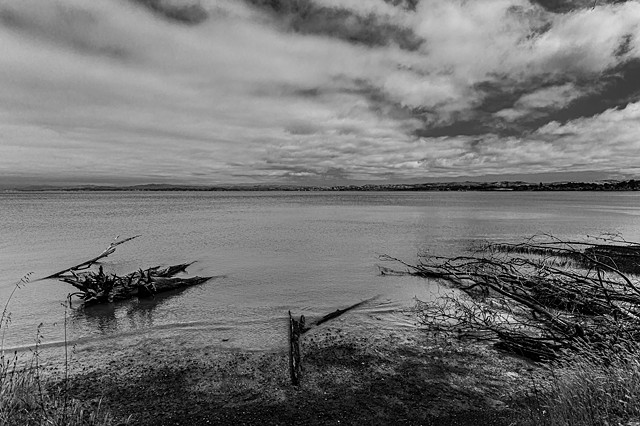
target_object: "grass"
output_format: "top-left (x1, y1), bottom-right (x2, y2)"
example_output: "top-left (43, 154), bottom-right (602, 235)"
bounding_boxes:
top-left (0, 352), bottom-right (121, 425)
top-left (524, 345), bottom-right (640, 426)
top-left (0, 275), bottom-right (128, 426)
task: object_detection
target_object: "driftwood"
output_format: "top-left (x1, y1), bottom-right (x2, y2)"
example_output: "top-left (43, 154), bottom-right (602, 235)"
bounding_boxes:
top-left (43, 236), bottom-right (214, 306)
top-left (64, 263), bottom-right (214, 306)
top-left (287, 297), bottom-right (374, 385)
top-left (314, 299), bottom-right (371, 327)
top-left (380, 234), bottom-right (640, 361)
top-left (288, 311), bottom-right (304, 386)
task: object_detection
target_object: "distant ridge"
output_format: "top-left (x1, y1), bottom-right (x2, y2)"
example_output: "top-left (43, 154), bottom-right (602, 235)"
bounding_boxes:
top-left (7, 180), bottom-right (640, 192)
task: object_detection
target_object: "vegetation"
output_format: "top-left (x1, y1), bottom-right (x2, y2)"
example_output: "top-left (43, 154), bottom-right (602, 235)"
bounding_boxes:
top-left (0, 353), bottom-right (124, 425)
top-left (0, 275), bottom-right (127, 426)
top-left (527, 347), bottom-right (640, 425)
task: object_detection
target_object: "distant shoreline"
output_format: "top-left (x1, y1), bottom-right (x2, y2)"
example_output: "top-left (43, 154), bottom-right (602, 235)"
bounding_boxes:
top-left (5, 179), bottom-right (640, 192)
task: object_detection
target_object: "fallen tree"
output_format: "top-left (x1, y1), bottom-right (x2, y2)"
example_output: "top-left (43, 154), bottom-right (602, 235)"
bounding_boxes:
top-left (63, 263), bottom-right (214, 306)
top-left (42, 236), bottom-right (215, 306)
top-left (380, 234), bottom-right (640, 361)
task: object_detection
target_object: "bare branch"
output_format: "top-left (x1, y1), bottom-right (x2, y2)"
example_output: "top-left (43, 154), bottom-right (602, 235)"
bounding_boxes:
top-left (386, 234), bottom-right (640, 361)
top-left (40, 235), bottom-right (141, 280)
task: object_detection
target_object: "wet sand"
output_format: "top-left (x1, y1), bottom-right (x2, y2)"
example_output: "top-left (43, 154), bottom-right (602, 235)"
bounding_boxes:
top-left (41, 313), bottom-right (537, 426)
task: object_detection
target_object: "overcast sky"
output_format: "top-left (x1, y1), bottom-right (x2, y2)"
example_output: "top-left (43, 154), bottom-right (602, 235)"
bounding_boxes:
top-left (1, 0), bottom-right (639, 186)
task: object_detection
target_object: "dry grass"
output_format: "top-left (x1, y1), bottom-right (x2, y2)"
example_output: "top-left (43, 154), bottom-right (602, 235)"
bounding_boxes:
top-left (526, 345), bottom-right (640, 426)
top-left (0, 352), bottom-right (122, 426)
top-left (0, 275), bottom-right (128, 426)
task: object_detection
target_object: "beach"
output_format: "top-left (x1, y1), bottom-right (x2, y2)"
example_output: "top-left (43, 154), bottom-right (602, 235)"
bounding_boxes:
top-left (45, 313), bottom-right (535, 425)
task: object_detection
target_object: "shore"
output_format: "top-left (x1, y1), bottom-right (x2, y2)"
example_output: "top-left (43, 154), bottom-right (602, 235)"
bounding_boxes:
top-left (43, 313), bottom-right (537, 425)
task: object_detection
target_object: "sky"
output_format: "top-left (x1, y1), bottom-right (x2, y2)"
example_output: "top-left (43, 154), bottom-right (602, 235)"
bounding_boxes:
top-left (1, 0), bottom-right (640, 187)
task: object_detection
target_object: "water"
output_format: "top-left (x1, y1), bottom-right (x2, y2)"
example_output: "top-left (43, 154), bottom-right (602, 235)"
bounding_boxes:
top-left (1, 191), bottom-right (640, 352)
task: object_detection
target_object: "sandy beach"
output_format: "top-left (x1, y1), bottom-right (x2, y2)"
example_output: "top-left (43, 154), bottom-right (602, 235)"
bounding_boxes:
top-left (42, 313), bottom-right (536, 426)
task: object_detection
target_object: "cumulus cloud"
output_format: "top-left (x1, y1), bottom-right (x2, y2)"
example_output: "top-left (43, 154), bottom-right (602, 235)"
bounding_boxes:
top-left (1, 0), bottom-right (640, 185)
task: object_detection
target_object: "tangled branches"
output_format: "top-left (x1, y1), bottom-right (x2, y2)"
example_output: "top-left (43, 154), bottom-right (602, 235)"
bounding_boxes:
top-left (41, 236), bottom-right (215, 306)
top-left (63, 263), bottom-right (211, 306)
top-left (380, 235), bottom-right (640, 361)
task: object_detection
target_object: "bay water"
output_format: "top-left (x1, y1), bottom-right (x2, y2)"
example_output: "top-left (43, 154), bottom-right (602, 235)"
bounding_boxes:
top-left (1, 191), bottom-right (639, 353)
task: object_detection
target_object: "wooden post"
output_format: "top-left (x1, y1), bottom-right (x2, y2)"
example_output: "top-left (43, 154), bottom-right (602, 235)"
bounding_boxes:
top-left (288, 311), bottom-right (304, 386)
top-left (287, 299), bottom-right (372, 385)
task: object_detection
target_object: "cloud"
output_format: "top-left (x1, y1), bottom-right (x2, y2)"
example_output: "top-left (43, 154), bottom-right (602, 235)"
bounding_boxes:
top-left (129, 0), bottom-right (208, 24)
top-left (1, 0), bottom-right (640, 185)
top-left (495, 83), bottom-right (584, 121)
top-left (531, 102), bottom-right (640, 174)
top-left (417, 100), bottom-right (640, 179)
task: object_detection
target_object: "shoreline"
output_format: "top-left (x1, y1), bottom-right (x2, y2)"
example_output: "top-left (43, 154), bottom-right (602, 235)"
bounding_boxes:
top-left (42, 313), bottom-right (536, 425)
top-left (4, 178), bottom-right (640, 192)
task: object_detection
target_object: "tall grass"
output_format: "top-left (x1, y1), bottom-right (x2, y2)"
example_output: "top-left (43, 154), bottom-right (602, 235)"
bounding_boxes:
top-left (527, 345), bottom-right (640, 425)
top-left (0, 352), bottom-right (121, 425)
top-left (0, 275), bottom-right (127, 425)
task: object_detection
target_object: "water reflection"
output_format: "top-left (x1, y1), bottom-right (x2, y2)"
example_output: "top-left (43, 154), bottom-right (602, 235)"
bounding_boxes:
top-left (124, 288), bottom-right (190, 329)
top-left (71, 302), bottom-right (120, 334)
top-left (70, 287), bottom-right (192, 336)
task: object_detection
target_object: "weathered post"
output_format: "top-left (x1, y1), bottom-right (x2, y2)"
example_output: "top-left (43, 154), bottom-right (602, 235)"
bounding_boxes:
top-left (287, 298), bottom-right (373, 385)
top-left (288, 311), bottom-right (305, 386)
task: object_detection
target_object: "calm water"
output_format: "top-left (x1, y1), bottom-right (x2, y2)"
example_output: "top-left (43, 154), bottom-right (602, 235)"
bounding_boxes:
top-left (1, 191), bottom-right (640, 351)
